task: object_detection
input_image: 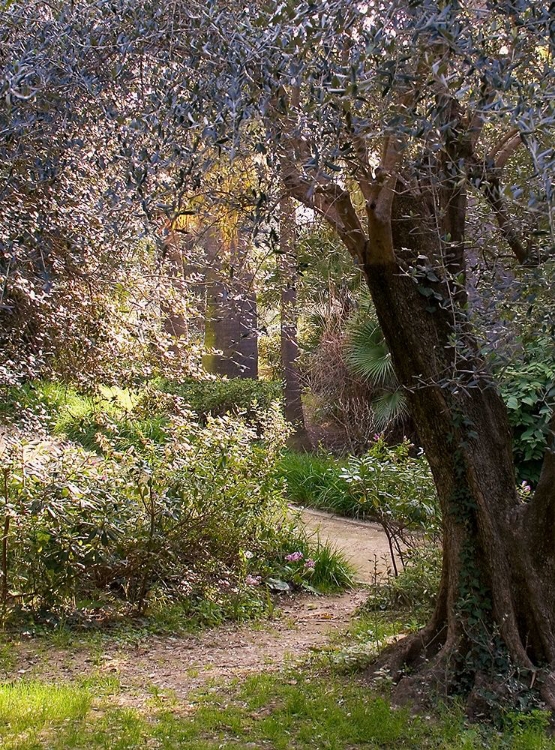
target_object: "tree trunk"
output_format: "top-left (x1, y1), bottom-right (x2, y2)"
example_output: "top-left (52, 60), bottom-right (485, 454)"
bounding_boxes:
top-left (203, 230), bottom-right (258, 379)
top-left (160, 229), bottom-right (189, 358)
top-left (282, 103), bottom-right (555, 712)
top-left (279, 195), bottom-right (312, 451)
top-left (359, 202), bottom-right (555, 713)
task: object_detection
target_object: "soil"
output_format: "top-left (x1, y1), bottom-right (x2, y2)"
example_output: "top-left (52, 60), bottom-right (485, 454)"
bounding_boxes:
top-left (6, 509), bottom-right (394, 705)
top-left (298, 507), bottom-right (397, 583)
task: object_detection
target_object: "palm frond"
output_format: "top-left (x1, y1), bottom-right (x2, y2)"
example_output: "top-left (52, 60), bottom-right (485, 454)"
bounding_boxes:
top-left (344, 319), bottom-right (397, 387)
top-left (371, 390), bottom-right (409, 430)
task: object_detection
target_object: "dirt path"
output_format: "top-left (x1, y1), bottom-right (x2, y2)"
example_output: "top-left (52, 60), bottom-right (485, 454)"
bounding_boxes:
top-left (12, 590), bottom-right (367, 706)
top-left (9, 509), bottom-right (394, 704)
top-left (297, 507), bottom-right (395, 583)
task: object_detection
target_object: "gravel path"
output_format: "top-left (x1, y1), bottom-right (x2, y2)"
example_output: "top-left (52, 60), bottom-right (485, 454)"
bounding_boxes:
top-left (8, 508), bottom-right (394, 705)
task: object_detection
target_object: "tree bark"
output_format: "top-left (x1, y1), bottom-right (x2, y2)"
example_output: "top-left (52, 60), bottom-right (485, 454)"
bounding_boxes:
top-left (279, 194), bottom-right (312, 451)
top-left (360, 199), bottom-right (555, 712)
top-left (203, 229), bottom-right (258, 379)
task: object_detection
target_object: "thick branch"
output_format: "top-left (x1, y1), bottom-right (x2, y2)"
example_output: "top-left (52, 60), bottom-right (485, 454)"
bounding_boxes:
top-left (283, 169), bottom-right (368, 262)
top-left (438, 97), bottom-right (469, 286)
top-left (467, 90), bottom-right (497, 148)
top-left (370, 134), bottom-right (403, 222)
top-left (276, 84), bottom-right (370, 262)
top-left (361, 135), bottom-right (403, 266)
top-left (487, 128), bottom-right (521, 168)
top-left (468, 130), bottom-right (531, 264)
top-left (481, 175), bottom-right (529, 263)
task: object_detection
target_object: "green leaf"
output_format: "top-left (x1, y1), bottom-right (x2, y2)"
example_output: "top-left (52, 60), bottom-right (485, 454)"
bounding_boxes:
top-left (266, 578), bottom-right (291, 591)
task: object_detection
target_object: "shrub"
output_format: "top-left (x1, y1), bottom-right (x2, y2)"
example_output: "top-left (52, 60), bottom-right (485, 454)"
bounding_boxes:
top-left (339, 437), bottom-right (438, 528)
top-left (0, 381), bottom-right (94, 432)
top-left (339, 437), bottom-right (439, 575)
top-left (499, 357), bottom-right (555, 485)
top-left (0, 381), bottom-right (140, 450)
top-left (0, 403), bottom-right (352, 627)
top-left (0, 405), bottom-right (288, 621)
top-left (280, 439), bottom-right (439, 529)
top-left (0, 378), bottom-right (283, 453)
top-left (153, 377), bottom-right (282, 422)
top-left (364, 542), bottom-right (441, 618)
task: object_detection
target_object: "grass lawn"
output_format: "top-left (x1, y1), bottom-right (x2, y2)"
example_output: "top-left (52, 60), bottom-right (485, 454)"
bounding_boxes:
top-left (0, 660), bottom-right (553, 749)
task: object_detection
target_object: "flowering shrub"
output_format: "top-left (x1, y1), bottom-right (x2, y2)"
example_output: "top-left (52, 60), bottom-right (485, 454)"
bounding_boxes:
top-left (0, 403), bottom-right (295, 622)
top-left (285, 551), bottom-right (304, 563)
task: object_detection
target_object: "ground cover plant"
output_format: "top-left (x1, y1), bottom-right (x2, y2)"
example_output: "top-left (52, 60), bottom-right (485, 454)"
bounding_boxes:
top-left (0, 378), bottom-right (282, 451)
top-left (277, 450), bottom-right (352, 513)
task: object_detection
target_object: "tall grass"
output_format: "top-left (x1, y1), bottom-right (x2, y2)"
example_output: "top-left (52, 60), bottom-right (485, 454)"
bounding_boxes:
top-left (278, 450), bottom-right (362, 518)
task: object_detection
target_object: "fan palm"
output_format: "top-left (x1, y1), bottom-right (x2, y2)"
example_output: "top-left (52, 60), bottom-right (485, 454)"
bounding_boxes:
top-left (344, 318), bottom-right (408, 430)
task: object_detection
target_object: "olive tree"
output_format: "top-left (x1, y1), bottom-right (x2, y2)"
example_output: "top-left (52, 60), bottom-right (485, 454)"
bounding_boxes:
top-left (2, 0), bottom-right (555, 712)
top-left (257, 0), bottom-right (555, 711)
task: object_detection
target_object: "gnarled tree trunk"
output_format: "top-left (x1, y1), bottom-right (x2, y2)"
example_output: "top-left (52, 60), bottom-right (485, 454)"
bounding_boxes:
top-left (365, 252), bottom-right (555, 712)
top-left (284, 163), bottom-right (555, 714)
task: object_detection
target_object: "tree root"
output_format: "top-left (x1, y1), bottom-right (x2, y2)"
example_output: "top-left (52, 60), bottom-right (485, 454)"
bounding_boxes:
top-left (540, 671), bottom-right (555, 713)
top-left (367, 624), bottom-right (555, 718)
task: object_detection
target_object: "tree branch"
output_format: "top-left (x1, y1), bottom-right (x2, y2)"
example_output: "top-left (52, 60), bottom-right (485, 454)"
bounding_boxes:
top-left (283, 169), bottom-right (367, 262)
top-left (487, 128), bottom-right (521, 168)
top-left (362, 135), bottom-right (403, 265)
top-left (468, 129), bottom-right (531, 264)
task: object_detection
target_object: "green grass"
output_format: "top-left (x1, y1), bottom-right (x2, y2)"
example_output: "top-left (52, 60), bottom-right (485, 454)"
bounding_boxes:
top-left (278, 450), bottom-right (355, 515)
top-left (0, 378), bottom-right (282, 453)
top-left (0, 681), bottom-right (91, 748)
top-left (0, 380), bottom-right (142, 451)
top-left (0, 670), bottom-right (553, 749)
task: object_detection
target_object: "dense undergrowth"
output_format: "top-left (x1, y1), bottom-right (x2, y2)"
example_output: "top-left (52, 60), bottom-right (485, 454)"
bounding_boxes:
top-left (278, 438), bottom-right (440, 574)
top-left (278, 439), bottom-right (437, 522)
top-left (0, 379), bottom-right (353, 630)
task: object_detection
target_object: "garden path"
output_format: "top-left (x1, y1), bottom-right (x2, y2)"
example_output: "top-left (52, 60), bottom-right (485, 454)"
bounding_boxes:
top-left (7, 510), bottom-right (394, 708)
top-left (10, 590), bottom-right (367, 708)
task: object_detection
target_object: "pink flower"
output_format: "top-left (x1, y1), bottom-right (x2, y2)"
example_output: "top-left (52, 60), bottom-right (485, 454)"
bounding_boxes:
top-left (245, 575), bottom-right (262, 586)
top-left (304, 559), bottom-right (315, 569)
top-left (285, 551), bottom-right (304, 563)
